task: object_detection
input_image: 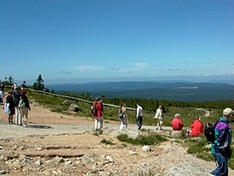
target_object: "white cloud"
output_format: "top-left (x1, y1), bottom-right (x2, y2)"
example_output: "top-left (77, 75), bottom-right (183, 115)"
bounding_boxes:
top-left (130, 62), bottom-right (149, 69)
top-left (58, 70), bottom-right (72, 75)
top-left (74, 65), bottom-right (103, 72)
top-left (111, 66), bottom-right (119, 71)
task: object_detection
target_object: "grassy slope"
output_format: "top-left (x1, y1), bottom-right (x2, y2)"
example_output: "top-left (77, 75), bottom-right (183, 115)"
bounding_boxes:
top-left (27, 90), bottom-right (234, 169)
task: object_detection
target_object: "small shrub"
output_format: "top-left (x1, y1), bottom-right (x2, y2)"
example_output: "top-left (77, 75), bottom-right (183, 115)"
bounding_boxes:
top-left (100, 139), bottom-right (114, 145)
top-left (117, 132), bottom-right (167, 146)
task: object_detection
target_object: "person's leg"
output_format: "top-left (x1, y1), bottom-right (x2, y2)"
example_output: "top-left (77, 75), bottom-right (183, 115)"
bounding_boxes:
top-left (15, 107), bottom-right (19, 125)
top-left (136, 118), bottom-right (140, 130)
top-left (97, 117), bottom-right (103, 130)
top-left (8, 115), bottom-right (11, 124)
top-left (18, 109), bottom-right (22, 126)
top-left (123, 117), bottom-right (127, 129)
top-left (159, 119), bottom-right (163, 130)
top-left (138, 116), bottom-right (143, 130)
top-left (94, 117), bottom-right (98, 131)
top-left (21, 108), bottom-right (28, 127)
top-left (99, 116), bottom-right (103, 129)
top-left (211, 152), bottom-right (228, 176)
top-left (156, 120), bottom-right (159, 130)
top-left (119, 118), bottom-right (124, 130)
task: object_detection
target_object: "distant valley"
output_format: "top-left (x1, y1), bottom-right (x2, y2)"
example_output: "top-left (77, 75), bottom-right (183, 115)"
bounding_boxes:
top-left (46, 81), bottom-right (234, 102)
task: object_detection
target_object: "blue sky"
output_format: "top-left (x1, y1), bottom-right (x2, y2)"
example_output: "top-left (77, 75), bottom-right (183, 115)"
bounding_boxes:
top-left (1, 0), bottom-right (234, 84)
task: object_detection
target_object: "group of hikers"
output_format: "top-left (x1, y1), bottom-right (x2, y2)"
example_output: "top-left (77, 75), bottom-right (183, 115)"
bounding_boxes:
top-left (1, 87), bottom-right (233, 176)
top-left (3, 84), bottom-right (31, 127)
top-left (90, 99), bottom-right (233, 176)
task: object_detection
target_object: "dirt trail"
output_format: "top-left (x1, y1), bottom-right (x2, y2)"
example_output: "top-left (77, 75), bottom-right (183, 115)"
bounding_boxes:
top-left (0, 102), bottom-right (233, 176)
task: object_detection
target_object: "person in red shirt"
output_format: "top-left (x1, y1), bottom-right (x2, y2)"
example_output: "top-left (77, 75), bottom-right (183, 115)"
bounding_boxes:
top-left (189, 116), bottom-right (204, 137)
top-left (92, 97), bottom-right (103, 132)
top-left (171, 113), bottom-right (184, 131)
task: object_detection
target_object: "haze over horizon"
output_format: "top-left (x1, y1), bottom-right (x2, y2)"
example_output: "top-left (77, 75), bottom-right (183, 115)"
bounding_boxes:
top-left (1, 1), bottom-right (234, 85)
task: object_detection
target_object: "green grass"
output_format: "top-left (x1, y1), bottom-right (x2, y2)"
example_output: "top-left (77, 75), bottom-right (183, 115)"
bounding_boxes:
top-left (184, 137), bottom-right (234, 169)
top-left (26, 90), bottom-right (223, 128)
top-left (117, 132), bottom-right (167, 146)
top-left (25, 89), bottom-right (234, 169)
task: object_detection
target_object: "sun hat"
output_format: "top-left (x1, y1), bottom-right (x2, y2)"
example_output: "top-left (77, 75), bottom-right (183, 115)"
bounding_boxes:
top-left (223, 108), bottom-right (233, 116)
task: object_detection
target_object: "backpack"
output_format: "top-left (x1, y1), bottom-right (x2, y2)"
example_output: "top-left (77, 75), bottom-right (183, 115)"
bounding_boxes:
top-left (19, 99), bottom-right (26, 108)
top-left (204, 121), bottom-right (219, 142)
top-left (118, 112), bottom-right (123, 119)
top-left (91, 104), bottom-right (96, 114)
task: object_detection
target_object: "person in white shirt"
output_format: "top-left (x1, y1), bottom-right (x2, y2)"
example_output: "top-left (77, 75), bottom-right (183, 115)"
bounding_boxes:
top-left (136, 103), bottom-right (143, 130)
top-left (154, 105), bottom-right (164, 130)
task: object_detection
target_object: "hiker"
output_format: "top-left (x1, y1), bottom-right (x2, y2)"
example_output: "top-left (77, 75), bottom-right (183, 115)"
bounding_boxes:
top-left (171, 113), bottom-right (184, 131)
top-left (92, 97), bottom-right (103, 132)
top-left (185, 116), bottom-right (204, 138)
top-left (0, 89), bottom-right (3, 104)
top-left (210, 108), bottom-right (233, 176)
top-left (5, 90), bottom-right (15, 124)
top-left (20, 89), bottom-right (31, 127)
top-left (118, 103), bottom-right (128, 130)
top-left (13, 86), bottom-right (21, 125)
top-left (136, 103), bottom-right (143, 131)
top-left (154, 105), bottom-right (164, 130)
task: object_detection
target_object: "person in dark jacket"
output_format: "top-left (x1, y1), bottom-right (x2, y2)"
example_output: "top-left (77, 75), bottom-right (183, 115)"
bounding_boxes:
top-left (6, 90), bottom-right (15, 124)
top-left (20, 89), bottom-right (31, 127)
top-left (13, 86), bottom-right (21, 125)
top-left (210, 108), bottom-right (233, 176)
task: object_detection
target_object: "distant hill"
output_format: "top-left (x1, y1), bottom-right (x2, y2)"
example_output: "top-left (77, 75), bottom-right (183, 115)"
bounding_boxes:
top-left (46, 81), bottom-right (234, 102)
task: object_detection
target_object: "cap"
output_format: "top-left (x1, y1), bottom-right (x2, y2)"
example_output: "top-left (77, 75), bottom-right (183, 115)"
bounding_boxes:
top-left (223, 108), bottom-right (233, 116)
top-left (175, 113), bottom-right (180, 118)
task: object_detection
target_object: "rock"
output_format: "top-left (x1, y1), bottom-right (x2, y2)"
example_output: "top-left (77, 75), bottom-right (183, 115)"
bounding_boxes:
top-left (68, 104), bottom-right (80, 112)
top-left (142, 145), bottom-right (151, 152)
top-left (0, 170), bottom-right (9, 174)
top-left (171, 130), bottom-right (183, 138)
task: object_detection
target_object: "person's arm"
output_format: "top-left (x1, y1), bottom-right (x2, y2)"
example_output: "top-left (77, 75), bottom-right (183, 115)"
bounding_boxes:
top-left (171, 120), bottom-right (173, 127)
top-left (136, 107), bottom-right (139, 118)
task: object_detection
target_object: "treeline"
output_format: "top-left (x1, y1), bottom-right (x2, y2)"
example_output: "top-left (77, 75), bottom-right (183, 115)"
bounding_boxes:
top-left (2, 75), bottom-right (234, 113)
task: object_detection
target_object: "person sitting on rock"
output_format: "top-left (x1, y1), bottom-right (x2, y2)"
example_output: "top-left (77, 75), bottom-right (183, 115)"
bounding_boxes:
top-left (186, 116), bottom-right (204, 137)
top-left (171, 113), bottom-right (184, 131)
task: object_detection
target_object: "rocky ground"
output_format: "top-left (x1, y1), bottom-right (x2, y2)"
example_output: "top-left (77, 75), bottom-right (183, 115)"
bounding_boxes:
top-left (0, 101), bottom-right (233, 176)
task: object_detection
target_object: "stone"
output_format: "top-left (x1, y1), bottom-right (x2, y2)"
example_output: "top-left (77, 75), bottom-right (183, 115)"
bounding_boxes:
top-left (68, 104), bottom-right (80, 112)
top-left (171, 130), bottom-right (183, 138)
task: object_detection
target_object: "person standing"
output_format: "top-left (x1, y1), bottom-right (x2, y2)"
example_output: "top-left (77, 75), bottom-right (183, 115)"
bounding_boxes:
top-left (0, 89), bottom-right (3, 104)
top-left (13, 86), bottom-right (21, 125)
top-left (93, 97), bottom-right (103, 132)
top-left (99, 98), bottom-right (104, 129)
top-left (171, 113), bottom-right (184, 131)
top-left (5, 90), bottom-right (15, 124)
top-left (136, 103), bottom-right (143, 131)
top-left (154, 105), bottom-right (164, 130)
top-left (20, 89), bottom-right (31, 127)
top-left (118, 103), bottom-right (128, 131)
top-left (210, 108), bottom-right (233, 176)
top-left (0, 82), bottom-right (5, 93)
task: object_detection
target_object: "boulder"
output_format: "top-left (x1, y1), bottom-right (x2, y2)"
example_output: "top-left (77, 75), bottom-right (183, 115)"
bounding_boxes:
top-left (68, 104), bottom-right (80, 112)
top-left (171, 130), bottom-right (183, 138)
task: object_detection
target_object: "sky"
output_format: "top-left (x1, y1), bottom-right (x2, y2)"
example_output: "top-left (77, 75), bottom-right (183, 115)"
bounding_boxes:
top-left (1, 0), bottom-right (234, 84)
